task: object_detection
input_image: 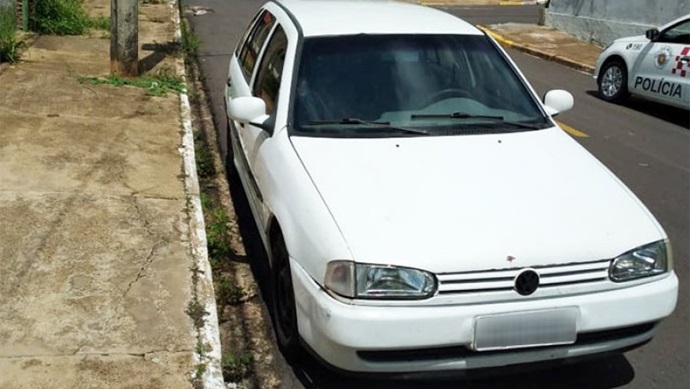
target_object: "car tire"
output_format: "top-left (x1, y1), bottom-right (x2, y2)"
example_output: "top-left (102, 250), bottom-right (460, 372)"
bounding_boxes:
top-left (270, 232), bottom-right (301, 359)
top-left (598, 59), bottom-right (629, 103)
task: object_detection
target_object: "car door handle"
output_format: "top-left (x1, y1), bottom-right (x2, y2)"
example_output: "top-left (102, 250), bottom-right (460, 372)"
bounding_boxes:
top-left (680, 56), bottom-right (690, 63)
top-left (227, 78), bottom-right (232, 87)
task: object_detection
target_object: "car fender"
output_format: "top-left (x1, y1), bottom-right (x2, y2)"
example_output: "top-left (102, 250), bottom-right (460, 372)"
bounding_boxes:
top-left (259, 126), bottom-right (353, 285)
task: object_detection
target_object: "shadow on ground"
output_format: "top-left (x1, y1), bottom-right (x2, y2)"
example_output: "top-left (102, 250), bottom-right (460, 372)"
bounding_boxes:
top-left (140, 42), bottom-right (181, 73)
top-left (585, 90), bottom-right (690, 130)
top-left (289, 353), bottom-right (634, 389)
top-left (224, 165), bottom-right (636, 389)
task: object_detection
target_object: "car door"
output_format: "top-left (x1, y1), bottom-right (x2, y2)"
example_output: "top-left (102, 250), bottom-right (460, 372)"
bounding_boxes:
top-left (226, 10), bottom-right (277, 223)
top-left (242, 25), bottom-right (288, 229)
top-left (630, 19), bottom-right (690, 108)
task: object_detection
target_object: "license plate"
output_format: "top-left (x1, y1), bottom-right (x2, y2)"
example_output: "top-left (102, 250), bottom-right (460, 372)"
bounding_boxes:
top-left (472, 308), bottom-right (578, 351)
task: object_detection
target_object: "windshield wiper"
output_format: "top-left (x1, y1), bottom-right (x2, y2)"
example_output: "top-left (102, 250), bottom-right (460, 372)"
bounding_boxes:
top-left (411, 112), bottom-right (543, 130)
top-left (306, 118), bottom-right (429, 135)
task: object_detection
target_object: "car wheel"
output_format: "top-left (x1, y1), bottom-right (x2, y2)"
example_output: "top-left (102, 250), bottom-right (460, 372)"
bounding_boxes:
top-left (270, 233), bottom-right (301, 358)
top-left (598, 59), bottom-right (628, 103)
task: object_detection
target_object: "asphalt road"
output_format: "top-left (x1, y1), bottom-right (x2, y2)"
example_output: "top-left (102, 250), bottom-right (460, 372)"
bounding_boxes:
top-left (183, 2), bottom-right (689, 388)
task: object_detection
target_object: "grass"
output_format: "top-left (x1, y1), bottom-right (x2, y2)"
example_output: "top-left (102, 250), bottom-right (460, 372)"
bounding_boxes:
top-left (78, 68), bottom-right (185, 96)
top-left (35, 0), bottom-right (89, 35)
top-left (206, 207), bottom-right (232, 261)
top-left (35, 0), bottom-right (110, 36)
top-left (181, 19), bottom-right (200, 58)
top-left (216, 276), bottom-right (245, 305)
top-left (195, 144), bottom-right (216, 179)
top-left (88, 15), bottom-right (110, 31)
top-left (0, 6), bottom-right (23, 63)
top-left (221, 351), bottom-right (252, 382)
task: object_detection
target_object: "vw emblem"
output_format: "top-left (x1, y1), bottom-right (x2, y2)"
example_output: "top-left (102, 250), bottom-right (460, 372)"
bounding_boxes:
top-left (514, 269), bottom-right (540, 296)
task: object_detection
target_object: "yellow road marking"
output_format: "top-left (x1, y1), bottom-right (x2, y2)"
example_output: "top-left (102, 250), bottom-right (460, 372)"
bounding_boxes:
top-left (476, 25), bottom-right (515, 47)
top-left (557, 121), bottom-right (589, 138)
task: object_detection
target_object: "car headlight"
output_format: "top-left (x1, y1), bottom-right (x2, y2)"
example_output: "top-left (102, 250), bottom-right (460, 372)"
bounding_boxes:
top-left (609, 240), bottom-right (672, 282)
top-left (324, 261), bottom-right (437, 299)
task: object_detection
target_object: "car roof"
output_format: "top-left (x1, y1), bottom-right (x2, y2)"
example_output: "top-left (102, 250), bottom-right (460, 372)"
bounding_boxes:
top-left (273, 0), bottom-right (483, 37)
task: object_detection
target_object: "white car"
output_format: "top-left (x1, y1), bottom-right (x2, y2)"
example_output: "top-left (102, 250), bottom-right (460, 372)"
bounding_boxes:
top-left (595, 14), bottom-right (690, 109)
top-left (225, 0), bottom-right (678, 374)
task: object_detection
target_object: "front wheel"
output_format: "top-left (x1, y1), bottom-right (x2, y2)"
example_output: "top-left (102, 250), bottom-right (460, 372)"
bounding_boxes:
top-left (598, 60), bottom-right (629, 103)
top-left (270, 234), bottom-right (301, 359)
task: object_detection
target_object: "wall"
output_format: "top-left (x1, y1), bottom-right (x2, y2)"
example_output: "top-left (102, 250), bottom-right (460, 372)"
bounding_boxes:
top-left (546, 0), bottom-right (689, 47)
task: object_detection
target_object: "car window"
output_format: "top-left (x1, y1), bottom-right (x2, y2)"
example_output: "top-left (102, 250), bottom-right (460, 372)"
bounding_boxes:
top-left (293, 34), bottom-right (547, 137)
top-left (238, 11), bottom-right (276, 81)
top-left (235, 11), bottom-right (261, 57)
top-left (253, 25), bottom-right (287, 116)
top-left (659, 20), bottom-right (690, 44)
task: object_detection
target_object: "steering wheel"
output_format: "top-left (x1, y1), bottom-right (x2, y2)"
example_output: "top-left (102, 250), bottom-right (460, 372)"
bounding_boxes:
top-left (424, 88), bottom-right (470, 106)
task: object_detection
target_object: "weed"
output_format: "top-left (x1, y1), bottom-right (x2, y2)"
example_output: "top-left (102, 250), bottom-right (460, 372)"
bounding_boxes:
top-left (199, 191), bottom-right (213, 211)
top-left (195, 144), bottom-right (215, 178)
top-left (195, 362), bottom-right (206, 375)
top-left (221, 351), bottom-right (252, 382)
top-left (0, 7), bottom-right (24, 63)
top-left (35, 0), bottom-right (110, 35)
top-left (195, 341), bottom-right (212, 355)
top-left (88, 15), bottom-right (110, 31)
top-left (216, 276), bottom-right (245, 305)
top-left (78, 68), bottom-right (185, 96)
top-left (186, 300), bottom-right (208, 328)
top-left (206, 207), bottom-right (232, 260)
top-left (181, 19), bottom-right (200, 58)
top-left (187, 88), bottom-right (200, 104)
top-left (35, 0), bottom-right (89, 35)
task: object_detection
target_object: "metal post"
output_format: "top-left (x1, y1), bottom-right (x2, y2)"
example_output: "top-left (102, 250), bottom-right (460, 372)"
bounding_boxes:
top-left (110, 0), bottom-right (139, 77)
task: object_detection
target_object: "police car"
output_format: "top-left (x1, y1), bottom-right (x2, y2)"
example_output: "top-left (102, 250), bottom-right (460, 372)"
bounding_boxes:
top-left (595, 14), bottom-right (690, 109)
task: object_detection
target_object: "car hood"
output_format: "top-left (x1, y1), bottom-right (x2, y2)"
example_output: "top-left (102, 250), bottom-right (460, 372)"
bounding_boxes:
top-left (290, 128), bottom-right (664, 273)
top-left (613, 35), bottom-right (647, 44)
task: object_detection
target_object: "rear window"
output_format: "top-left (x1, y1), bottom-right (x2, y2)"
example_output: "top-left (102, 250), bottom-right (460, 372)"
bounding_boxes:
top-left (238, 11), bottom-right (276, 81)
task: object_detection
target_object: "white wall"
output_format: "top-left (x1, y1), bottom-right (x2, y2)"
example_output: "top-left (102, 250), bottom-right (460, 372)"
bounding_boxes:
top-left (546, 0), bottom-right (689, 47)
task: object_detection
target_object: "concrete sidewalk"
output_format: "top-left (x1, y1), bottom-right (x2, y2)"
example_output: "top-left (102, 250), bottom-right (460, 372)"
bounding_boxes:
top-left (480, 22), bottom-right (603, 74)
top-left (0, 2), bottom-right (220, 388)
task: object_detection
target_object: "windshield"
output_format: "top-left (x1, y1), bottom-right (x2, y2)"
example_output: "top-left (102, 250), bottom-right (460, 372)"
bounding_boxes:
top-left (292, 34), bottom-right (549, 137)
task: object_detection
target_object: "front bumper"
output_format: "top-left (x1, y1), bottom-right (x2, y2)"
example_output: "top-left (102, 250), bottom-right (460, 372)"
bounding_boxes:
top-left (291, 259), bottom-right (678, 373)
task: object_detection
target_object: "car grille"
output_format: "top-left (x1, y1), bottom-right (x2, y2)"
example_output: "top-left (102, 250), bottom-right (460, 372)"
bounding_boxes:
top-left (436, 259), bottom-right (611, 295)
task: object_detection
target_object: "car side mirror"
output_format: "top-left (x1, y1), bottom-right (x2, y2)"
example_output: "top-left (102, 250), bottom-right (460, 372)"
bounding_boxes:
top-left (227, 96), bottom-right (273, 134)
top-left (645, 28), bottom-right (660, 41)
top-left (543, 89), bottom-right (574, 116)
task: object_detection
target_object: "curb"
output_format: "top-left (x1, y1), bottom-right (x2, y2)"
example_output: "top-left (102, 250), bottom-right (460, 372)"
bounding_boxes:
top-left (171, 1), bottom-right (225, 388)
top-left (477, 25), bottom-right (596, 74)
